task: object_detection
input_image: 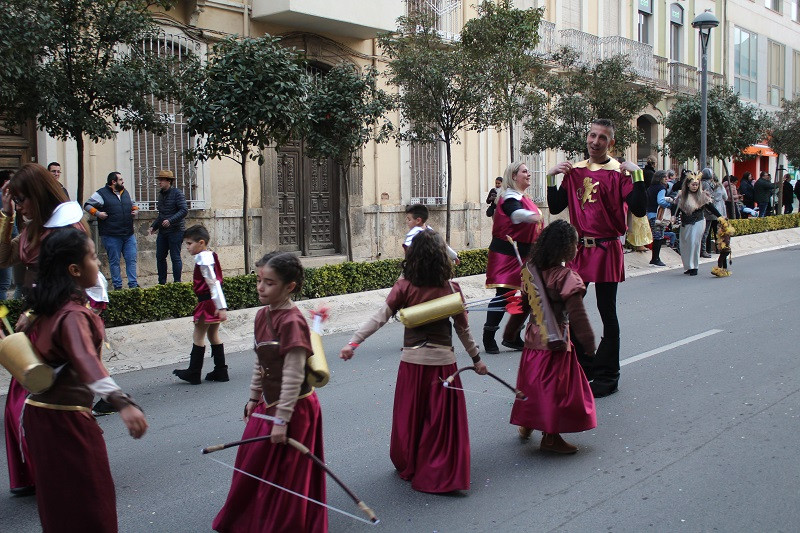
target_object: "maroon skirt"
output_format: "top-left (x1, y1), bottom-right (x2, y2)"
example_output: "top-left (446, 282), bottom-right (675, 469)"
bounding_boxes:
top-left (23, 404), bottom-right (117, 533)
top-left (194, 299), bottom-right (222, 323)
top-left (4, 378), bottom-right (34, 490)
top-left (510, 347), bottom-right (596, 434)
top-left (486, 251), bottom-right (523, 290)
top-left (391, 361), bottom-right (470, 493)
top-left (213, 392), bottom-right (327, 533)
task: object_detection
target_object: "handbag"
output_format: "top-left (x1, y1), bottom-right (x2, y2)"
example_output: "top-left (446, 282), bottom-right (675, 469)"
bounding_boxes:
top-left (655, 206), bottom-right (672, 227)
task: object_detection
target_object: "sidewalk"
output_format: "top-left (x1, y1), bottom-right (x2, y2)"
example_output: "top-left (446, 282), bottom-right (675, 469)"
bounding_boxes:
top-left (2, 227), bottom-right (799, 393)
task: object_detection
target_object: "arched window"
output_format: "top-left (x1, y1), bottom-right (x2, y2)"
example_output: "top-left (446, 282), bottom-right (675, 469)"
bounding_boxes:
top-left (132, 32), bottom-right (204, 210)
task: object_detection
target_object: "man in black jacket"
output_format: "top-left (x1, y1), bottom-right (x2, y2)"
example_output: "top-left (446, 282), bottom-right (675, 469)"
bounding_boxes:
top-left (85, 172), bottom-right (139, 289)
top-left (148, 170), bottom-right (188, 284)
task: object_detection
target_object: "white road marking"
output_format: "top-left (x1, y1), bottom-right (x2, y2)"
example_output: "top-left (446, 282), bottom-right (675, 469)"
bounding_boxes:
top-left (621, 329), bottom-right (723, 367)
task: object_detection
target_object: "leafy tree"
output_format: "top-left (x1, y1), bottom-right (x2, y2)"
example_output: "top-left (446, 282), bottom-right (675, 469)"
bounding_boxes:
top-left (0, 0), bottom-right (185, 202)
top-left (461, 0), bottom-right (544, 160)
top-left (303, 64), bottom-right (393, 261)
top-left (379, 13), bottom-right (485, 243)
top-left (522, 50), bottom-right (661, 159)
top-left (663, 85), bottom-right (769, 175)
top-left (769, 96), bottom-right (800, 167)
top-left (183, 35), bottom-right (307, 272)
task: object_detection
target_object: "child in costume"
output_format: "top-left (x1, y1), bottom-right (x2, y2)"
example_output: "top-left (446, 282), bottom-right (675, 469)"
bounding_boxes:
top-left (22, 227), bottom-right (148, 532)
top-left (511, 220), bottom-right (597, 454)
top-left (404, 203), bottom-right (458, 263)
top-left (173, 225), bottom-right (229, 384)
top-left (213, 252), bottom-right (326, 533)
top-left (711, 217), bottom-right (735, 277)
top-left (339, 229), bottom-right (486, 493)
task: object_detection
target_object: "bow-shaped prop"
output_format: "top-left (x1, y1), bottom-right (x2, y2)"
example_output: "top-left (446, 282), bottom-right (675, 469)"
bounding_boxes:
top-left (441, 366), bottom-right (527, 401)
top-left (203, 435), bottom-right (379, 525)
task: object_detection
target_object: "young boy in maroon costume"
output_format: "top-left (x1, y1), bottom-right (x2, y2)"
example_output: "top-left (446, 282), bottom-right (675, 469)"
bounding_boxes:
top-left (173, 225), bottom-right (229, 384)
top-left (213, 252), bottom-right (326, 533)
top-left (340, 230), bottom-right (487, 493)
top-left (546, 119), bottom-right (646, 397)
top-left (23, 228), bottom-right (147, 532)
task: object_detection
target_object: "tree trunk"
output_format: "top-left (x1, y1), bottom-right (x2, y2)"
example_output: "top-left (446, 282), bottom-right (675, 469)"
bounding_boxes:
top-left (445, 137), bottom-right (453, 244)
top-left (241, 158), bottom-right (250, 273)
top-left (75, 132), bottom-right (85, 202)
top-left (508, 118), bottom-right (515, 162)
top-left (341, 164), bottom-right (353, 261)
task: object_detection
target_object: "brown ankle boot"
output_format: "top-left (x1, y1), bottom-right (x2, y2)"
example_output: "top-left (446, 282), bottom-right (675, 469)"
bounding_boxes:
top-left (540, 432), bottom-right (578, 454)
top-left (518, 426), bottom-right (533, 441)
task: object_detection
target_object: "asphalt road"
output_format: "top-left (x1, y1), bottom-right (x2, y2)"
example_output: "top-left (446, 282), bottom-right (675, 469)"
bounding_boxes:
top-left (2, 246), bottom-right (800, 532)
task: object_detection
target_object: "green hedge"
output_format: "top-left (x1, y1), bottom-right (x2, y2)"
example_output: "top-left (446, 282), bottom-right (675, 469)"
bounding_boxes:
top-left (728, 212), bottom-right (800, 236)
top-left (0, 248), bottom-right (489, 328)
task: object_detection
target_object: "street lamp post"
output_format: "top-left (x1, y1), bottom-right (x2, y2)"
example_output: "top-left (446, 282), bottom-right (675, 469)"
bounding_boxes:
top-left (692, 10), bottom-right (719, 171)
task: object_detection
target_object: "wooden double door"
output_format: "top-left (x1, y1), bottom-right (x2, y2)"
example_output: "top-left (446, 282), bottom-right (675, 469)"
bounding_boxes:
top-left (0, 119), bottom-right (37, 172)
top-left (276, 140), bottom-right (340, 255)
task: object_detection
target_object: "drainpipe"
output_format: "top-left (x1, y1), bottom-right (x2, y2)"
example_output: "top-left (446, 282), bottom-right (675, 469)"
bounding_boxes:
top-left (373, 38), bottom-right (382, 259)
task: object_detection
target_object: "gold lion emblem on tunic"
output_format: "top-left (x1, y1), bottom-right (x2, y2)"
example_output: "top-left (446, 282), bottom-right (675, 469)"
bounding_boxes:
top-left (577, 177), bottom-right (599, 209)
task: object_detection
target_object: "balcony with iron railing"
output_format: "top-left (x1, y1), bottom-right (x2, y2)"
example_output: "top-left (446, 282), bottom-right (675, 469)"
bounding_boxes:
top-left (251, 0), bottom-right (403, 39)
top-left (558, 29), bottom-right (600, 66)
top-left (653, 55), bottom-right (670, 89)
top-left (669, 61), bottom-right (698, 94)
top-left (600, 36), bottom-right (654, 80)
top-left (533, 20), bottom-right (556, 58)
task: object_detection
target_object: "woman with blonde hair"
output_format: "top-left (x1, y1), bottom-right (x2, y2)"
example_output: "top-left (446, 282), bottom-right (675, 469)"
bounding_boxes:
top-left (483, 162), bottom-right (544, 353)
top-left (676, 173), bottom-right (722, 276)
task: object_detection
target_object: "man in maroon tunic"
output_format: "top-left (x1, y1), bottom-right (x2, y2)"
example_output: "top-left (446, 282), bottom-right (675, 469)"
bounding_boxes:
top-left (546, 119), bottom-right (646, 397)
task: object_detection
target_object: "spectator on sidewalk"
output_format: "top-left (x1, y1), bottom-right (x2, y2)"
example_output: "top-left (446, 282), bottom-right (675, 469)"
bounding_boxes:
top-left (84, 172), bottom-right (139, 290)
top-left (701, 169), bottom-right (727, 257)
top-left (642, 156), bottom-right (656, 188)
top-left (0, 170), bottom-right (14, 299)
top-left (781, 174), bottom-right (794, 214)
top-left (794, 177), bottom-right (800, 208)
top-left (739, 172), bottom-right (755, 212)
top-left (646, 170), bottom-right (675, 267)
top-left (47, 161), bottom-right (69, 199)
top-left (485, 176), bottom-right (502, 217)
top-left (754, 171), bottom-right (777, 218)
top-left (148, 170), bottom-right (187, 284)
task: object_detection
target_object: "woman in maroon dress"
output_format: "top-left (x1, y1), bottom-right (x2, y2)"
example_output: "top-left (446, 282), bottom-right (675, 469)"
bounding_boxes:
top-left (23, 228), bottom-right (148, 531)
top-left (0, 163), bottom-right (68, 495)
top-left (483, 162), bottom-right (544, 353)
top-left (214, 252), bottom-right (326, 533)
top-left (340, 230), bottom-right (487, 493)
top-left (510, 220), bottom-right (597, 453)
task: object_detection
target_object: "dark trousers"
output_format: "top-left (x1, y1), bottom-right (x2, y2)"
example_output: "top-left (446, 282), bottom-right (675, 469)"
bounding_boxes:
top-left (156, 231), bottom-right (184, 284)
top-left (571, 282), bottom-right (620, 388)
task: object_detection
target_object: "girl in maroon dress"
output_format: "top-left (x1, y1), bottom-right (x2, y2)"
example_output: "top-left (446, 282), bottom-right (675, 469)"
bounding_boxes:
top-left (173, 225), bottom-right (229, 384)
top-left (510, 220), bottom-right (597, 454)
top-left (23, 227), bottom-right (148, 532)
top-left (214, 252), bottom-right (326, 533)
top-left (340, 230), bottom-right (487, 493)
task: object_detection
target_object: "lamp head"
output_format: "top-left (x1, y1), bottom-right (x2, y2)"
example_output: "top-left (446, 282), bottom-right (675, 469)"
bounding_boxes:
top-left (692, 10), bottom-right (719, 30)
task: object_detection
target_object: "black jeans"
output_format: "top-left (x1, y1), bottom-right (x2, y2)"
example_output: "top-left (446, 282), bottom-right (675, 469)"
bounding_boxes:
top-left (571, 282), bottom-right (620, 387)
top-left (156, 231), bottom-right (184, 284)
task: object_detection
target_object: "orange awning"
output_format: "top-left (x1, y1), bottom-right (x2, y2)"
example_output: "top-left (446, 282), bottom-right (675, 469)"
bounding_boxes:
top-left (742, 144), bottom-right (777, 157)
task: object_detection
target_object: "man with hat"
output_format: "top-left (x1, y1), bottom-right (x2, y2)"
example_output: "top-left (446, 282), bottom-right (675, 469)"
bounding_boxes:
top-left (148, 170), bottom-right (188, 284)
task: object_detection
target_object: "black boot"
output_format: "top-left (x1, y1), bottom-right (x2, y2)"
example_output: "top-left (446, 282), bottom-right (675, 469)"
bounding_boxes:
top-left (205, 344), bottom-right (229, 382)
top-left (173, 344), bottom-right (205, 384)
top-left (649, 240), bottom-right (665, 266)
top-left (483, 326), bottom-right (499, 354)
top-left (501, 311), bottom-right (527, 350)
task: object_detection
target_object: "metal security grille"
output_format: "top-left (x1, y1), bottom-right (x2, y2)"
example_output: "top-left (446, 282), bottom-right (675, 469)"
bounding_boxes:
top-left (409, 142), bottom-right (446, 205)
top-left (513, 120), bottom-right (546, 205)
top-left (406, 0), bottom-right (462, 41)
top-left (132, 33), bottom-right (204, 210)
